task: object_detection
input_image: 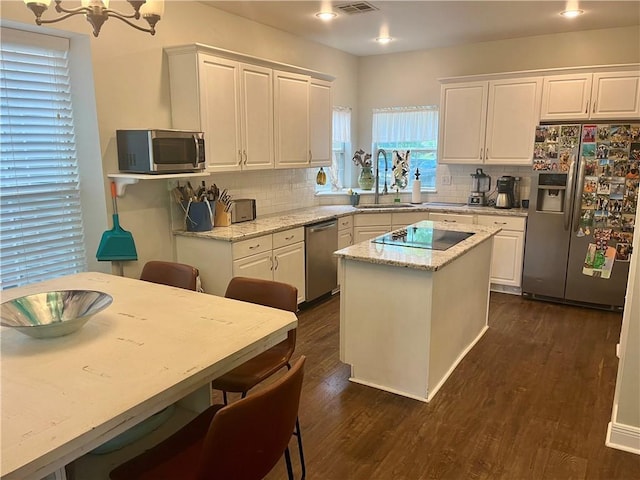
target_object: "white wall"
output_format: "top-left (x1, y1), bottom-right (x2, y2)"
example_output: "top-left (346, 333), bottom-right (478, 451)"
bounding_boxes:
top-left (0, 1), bottom-right (359, 278)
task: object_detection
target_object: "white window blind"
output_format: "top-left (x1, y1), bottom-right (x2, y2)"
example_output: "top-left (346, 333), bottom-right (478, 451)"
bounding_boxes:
top-left (1, 28), bottom-right (87, 290)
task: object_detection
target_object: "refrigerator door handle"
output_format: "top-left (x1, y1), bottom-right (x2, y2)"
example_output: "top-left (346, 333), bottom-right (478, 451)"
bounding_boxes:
top-left (564, 158), bottom-right (576, 231)
top-left (572, 158), bottom-right (587, 233)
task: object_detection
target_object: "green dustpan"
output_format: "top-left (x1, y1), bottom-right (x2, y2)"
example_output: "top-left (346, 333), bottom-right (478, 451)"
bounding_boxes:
top-left (96, 182), bottom-right (138, 262)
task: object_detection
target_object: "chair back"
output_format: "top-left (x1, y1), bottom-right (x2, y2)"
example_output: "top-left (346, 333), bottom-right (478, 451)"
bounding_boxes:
top-left (224, 276), bottom-right (297, 312)
top-left (140, 260), bottom-right (199, 291)
top-left (224, 276), bottom-right (298, 354)
top-left (197, 356), bottom-right (306, 480)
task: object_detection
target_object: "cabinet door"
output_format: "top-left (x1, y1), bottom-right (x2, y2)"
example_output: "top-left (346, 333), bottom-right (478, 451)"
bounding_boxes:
top-left (274, 71), bottom-right (310, 168)
top-left (240, 64), bottom-right (274, 170)
top-left (439, 81), bottom-right (487, 164)
top-left (337, 228), bottom-right (353, 249)
top-left (489, 230), bottom-right (524, 287)
top-left (540, 73), bottom-right (592, 121)
top-left (590, 72), bottom-right (640, 119)
top-left (232, 250), bottom-right (273, 280)
top-left (309, 79), bottom-right (332, 167)
top-left (485, 77), bottom-right (542, 165)
top-left (198, 55), bottom-right (242, 172)
top-left (273, 242), bottom-right (306, 304)
top-left (353, 226), bottom-right (391, 243)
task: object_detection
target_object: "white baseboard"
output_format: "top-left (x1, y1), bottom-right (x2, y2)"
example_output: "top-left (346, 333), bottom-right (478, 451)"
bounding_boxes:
top-left (490, 283), bottom-right (521, 295)
top-left (606, 421), bottom-right (640, 455)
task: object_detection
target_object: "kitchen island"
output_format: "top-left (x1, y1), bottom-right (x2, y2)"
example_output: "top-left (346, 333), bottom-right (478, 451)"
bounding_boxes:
top-left (335, 220), bottom-right (501, 402)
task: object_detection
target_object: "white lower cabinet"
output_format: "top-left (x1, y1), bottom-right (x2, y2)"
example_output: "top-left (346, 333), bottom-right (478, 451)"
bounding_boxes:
top-left (176, 226), bottom-right (305, 304)
top-left (392, 211), bottom-right (431, 229)
top-left (353, 213), bottom-right (392, 243)
top-left (233, 228), bottom-right (306, 304)
top-left (476, 215), bottom-right (526, 289)
top-left (428, 212), bottom-right (475, 224)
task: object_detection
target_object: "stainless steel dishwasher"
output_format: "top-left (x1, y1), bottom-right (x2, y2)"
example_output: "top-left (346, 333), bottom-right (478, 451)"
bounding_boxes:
top-left (305, 219), bottom-right (338, 302)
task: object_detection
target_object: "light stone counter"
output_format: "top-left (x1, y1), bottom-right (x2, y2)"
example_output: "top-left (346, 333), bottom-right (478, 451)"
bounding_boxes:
top-left (173, 204), bottom-right (526, 242)
top-left (334, 220), bottom-right (501, 272)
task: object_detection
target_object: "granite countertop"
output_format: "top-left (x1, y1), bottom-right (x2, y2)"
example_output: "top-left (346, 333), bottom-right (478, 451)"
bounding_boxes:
top-left (173, 203), bottom-right (527, 242)
top-left (334, 220), bottom-right (502, 272)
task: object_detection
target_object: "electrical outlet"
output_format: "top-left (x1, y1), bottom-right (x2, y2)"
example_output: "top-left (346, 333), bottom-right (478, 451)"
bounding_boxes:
top-left (441, 175), bottom-right (452, 186)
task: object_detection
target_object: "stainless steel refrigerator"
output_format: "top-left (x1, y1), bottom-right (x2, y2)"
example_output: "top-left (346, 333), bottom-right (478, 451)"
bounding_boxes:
top-left (523, 123), bottom-right (639, 310)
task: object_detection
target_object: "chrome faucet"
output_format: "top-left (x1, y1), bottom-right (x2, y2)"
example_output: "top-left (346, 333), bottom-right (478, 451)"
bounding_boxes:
top-left (374, 148), bottom-right (388, 204)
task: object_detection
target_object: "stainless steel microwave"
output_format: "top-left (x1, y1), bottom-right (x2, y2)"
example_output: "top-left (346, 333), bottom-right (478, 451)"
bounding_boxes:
top-left (116, 129), bottom-right (205, 174)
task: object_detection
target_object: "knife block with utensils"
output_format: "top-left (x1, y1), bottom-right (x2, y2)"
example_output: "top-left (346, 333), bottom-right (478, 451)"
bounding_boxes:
top-left (214, 201), bottom-right (232, 227)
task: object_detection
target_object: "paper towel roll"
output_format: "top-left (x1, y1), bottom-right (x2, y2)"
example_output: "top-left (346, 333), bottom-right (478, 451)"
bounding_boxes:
top-left (411, 179), bottom-right (421, 204)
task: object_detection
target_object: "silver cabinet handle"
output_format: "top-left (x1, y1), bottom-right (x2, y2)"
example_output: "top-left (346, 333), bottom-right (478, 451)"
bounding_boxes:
top-left (494, 221), bottom-right (507, 225)
top-left (243, 150), bottom-right (247, 165)
top-left (249, 244), bottom-right (260, 250)
top-left (274, 256), bottom-right (279, 270)
top-left (269, 257), bottom-right (274, 271)
top-left (480, 147), bottom-right (483, 161)
top-left (285, 235), bottom-right (294, 241)
top-left (443, 219), bottom-right (456, 223)
top-left (485, 148), bottom-right (489, 161)
top-left (592, 101), bottom-right (597, 113)
top-left (585, 101), bottom-right (589, 114)
top-left (237, 150), bottom-right (242, 166)
top-left (308, 150), bottom-right (312, 162)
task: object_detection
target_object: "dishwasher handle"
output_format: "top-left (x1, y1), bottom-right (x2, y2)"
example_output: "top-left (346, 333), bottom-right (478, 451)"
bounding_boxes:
top-left (306, 220), bottom-right (337, 233)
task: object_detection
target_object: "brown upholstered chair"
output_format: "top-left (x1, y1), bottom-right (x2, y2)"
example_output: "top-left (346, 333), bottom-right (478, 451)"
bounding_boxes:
top-left (211, 276), bottom-right (305, 478)
top-left (110, 356), bottom-right (306, 480)
top-left (139, 260), bottom-right (200, 291)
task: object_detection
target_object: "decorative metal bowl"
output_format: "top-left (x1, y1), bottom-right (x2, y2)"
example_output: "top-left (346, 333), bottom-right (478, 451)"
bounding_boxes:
top-left (0, 290), bottom-right (113, 339)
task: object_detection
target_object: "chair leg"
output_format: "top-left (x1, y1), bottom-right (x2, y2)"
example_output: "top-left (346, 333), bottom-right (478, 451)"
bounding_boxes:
top-left (294, 417), bottom-right (306, 479)
top-left (284, 446), bottom-right (294, 480)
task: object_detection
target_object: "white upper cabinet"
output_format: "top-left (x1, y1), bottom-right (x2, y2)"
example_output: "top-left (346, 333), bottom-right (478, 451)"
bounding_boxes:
top-left (590, 71), bottom-right (640, 119)
top-left (540, 73), bottom-right (593, 120)
top-left (439, 76), bottom-right (542, 165)
top-left (168, 52), bottom-right (273, 172)
top-left (484, 77), bottom-right (543, 165)
top-left (239, 64), bottom-right (274, 170)
top-left (309, 78), bottom-right (333, 167)
top-left (541, 71), bottom-right (640, 121)
top-left (274, 71), bottom-right (310, 168)
top-left (439, 81), bottom-right (487, 164)
top-left (166, 44), bottom-right (333, 173)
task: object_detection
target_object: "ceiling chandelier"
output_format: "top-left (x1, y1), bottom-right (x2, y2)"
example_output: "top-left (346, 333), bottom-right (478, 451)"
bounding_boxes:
top-left (23, 0), bottom-right (164, 37)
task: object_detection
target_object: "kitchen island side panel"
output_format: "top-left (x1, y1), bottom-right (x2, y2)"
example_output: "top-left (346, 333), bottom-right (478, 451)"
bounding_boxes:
top-left (428, 239), bottom-right (492, 400)
top-left (341, 259), bottom-right (434, 401)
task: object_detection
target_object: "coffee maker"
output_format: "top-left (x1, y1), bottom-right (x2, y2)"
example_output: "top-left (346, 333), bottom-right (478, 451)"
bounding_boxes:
top-left (496, 176), bottom-right (516, 209)
top-left (468, 168), bottom-right (491, 206)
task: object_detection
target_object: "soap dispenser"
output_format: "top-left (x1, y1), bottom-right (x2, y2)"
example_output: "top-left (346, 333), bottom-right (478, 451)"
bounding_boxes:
top-left (411, 168), bottom-right (422, 204)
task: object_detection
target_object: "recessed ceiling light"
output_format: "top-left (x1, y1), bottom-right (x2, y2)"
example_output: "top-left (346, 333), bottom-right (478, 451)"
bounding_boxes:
top-left (376, 36), bottom-right (392, 44)
top-left (315, 11), bottom-right (337, 21)
top-left (560, 9), bottom-right (584, 18)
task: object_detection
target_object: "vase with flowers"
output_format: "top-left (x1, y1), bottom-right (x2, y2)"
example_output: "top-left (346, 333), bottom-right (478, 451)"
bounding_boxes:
top-left (352, 149), bottom-right (374, 190)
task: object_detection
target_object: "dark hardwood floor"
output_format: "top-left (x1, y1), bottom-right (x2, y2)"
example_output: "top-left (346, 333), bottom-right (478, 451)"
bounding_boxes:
top-left (231, 292), bottom-right (639, 480)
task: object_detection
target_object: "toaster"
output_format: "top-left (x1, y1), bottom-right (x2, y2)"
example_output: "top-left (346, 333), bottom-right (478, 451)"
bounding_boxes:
top-left (230, 199), bottom-right (256, 223)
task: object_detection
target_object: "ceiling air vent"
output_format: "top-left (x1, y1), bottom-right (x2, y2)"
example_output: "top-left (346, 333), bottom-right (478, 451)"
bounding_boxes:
top-left (335, 2), bottom-right (379, 15)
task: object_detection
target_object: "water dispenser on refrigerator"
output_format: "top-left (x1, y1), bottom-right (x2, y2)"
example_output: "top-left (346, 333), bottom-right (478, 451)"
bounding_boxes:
top-left (535, 174), bottom-right (566, 213)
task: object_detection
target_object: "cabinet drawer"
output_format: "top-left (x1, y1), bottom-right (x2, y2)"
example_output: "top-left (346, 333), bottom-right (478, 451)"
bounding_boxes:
top-left (429, 212), bottom-right (475, 224)
top-left (273, 227), bottom-right (304, 249)
top-left (354, 213), bottom-right (392, 227)
top-left (338, 215), bottom-right (353, 231)
top-left (232, 234), bottom-right (273, 259)
top-left (477, 215), bottom-right (526, 231)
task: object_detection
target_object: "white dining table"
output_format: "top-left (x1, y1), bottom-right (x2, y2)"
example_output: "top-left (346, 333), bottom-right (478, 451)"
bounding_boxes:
top-left (0, 272), bottom-right (297, 480)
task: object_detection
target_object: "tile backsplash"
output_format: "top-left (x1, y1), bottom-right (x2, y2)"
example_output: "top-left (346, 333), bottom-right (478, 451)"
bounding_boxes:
top-left (177, 164), bottom-right (532, 226)
top-left (206, 168), bottom-right (319, 216)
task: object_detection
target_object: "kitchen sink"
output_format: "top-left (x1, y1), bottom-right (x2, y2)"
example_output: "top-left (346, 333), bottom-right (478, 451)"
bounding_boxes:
top-left (423, 202), bottom-right (468, 207)
top-left (356, 203), bottom-right (417, 209)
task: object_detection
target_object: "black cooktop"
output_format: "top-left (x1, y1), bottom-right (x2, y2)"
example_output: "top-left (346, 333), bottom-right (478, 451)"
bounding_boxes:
top-left (372, 226), bottom-right (474, 251)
